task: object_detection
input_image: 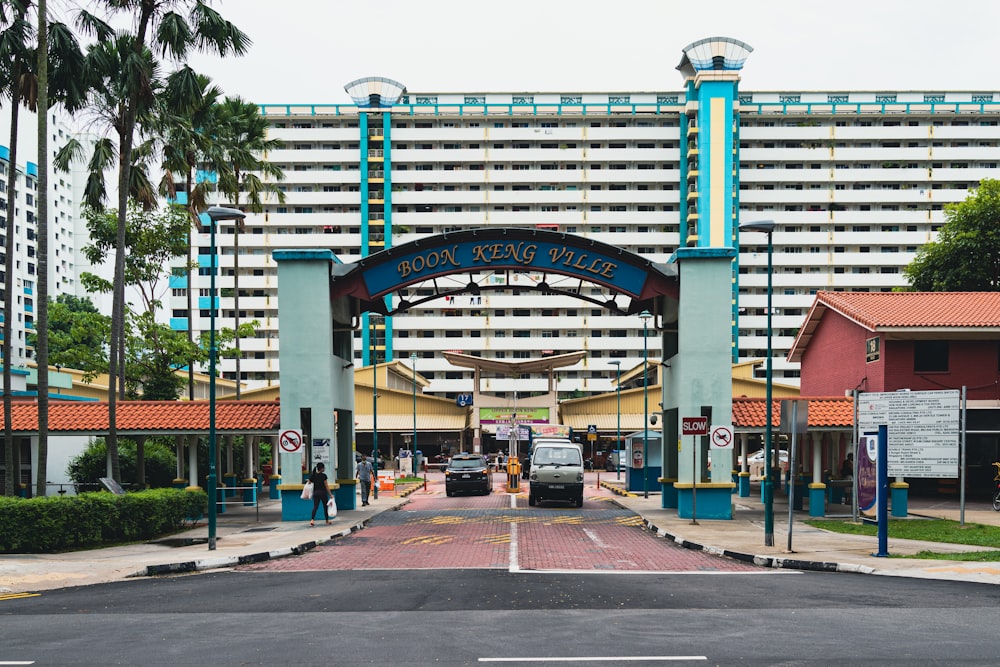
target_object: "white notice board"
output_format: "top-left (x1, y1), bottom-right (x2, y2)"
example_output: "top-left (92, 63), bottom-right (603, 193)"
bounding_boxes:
top-left (857, 389), bottom-right (960, 478)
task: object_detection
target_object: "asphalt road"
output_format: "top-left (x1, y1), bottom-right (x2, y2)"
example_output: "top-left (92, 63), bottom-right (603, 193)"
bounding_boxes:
top-left (4, 483), bottom-right (1000, 665)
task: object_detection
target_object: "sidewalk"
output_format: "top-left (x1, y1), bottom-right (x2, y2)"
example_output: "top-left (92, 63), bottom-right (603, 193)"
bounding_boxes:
top-left (2, 476), bottom-right (1000, 594)
top-left (605, 479), bottom-right (1000, 585)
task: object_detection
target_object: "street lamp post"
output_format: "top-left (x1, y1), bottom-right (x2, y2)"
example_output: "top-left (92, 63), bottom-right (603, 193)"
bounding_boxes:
top-left (739, 219), bottom-right (776, 547)
top-left (204, 206), bottom-right (246, 551)
top-left (610, 360), bottom-right (621, 481)
top-left (410, 352), bottom-right (418, 478)
top-left (639, 310), bottom-right (652, 499)
top-left (371, 314), bottom-right (379, 500)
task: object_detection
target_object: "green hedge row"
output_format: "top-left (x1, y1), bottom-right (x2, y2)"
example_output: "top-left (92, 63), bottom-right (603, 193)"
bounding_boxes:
top-left (0, 488), bottom-right (208, 554)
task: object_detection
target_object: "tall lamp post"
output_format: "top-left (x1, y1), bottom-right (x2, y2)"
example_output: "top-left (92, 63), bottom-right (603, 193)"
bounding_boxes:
top-left (371, 314), bottom-right (379, 499)
top-left (609, 360), bottom-right (621, 480)
top-left (410, 352), bottom-right (418, 477)
top-left (204, 206), bottom-right (246, 551)
top-left (739, 219), bottom-right (776, 547)
top-left (639, 310), bottom-right (652, 499)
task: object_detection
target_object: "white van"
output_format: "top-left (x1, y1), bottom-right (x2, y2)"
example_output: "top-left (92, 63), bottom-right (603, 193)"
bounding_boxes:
top-left (528, 439), bottom-right (585, 507)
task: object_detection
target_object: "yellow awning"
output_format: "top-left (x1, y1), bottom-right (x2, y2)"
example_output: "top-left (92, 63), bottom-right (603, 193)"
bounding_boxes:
top-left (354, 414), bottom-right (467, 431)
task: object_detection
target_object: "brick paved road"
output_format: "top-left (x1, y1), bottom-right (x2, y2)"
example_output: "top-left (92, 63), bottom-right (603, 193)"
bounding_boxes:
top-left (242, 477), bottom-right (759, 574)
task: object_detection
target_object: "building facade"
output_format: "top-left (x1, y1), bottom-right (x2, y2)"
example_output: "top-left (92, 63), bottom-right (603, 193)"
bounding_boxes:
top-left (0, 110), bottom-right (84, 368)
top-left (173, 38), bottom-right (1000, 402)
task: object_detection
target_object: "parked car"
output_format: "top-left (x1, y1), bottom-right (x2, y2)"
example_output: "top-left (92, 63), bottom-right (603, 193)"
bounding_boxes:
top-left (444, 453), bottom-right (492, 496)
top-left (747, 449), bottom-right (789, 467)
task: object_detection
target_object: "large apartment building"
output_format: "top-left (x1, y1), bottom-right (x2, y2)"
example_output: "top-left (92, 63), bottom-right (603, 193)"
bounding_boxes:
top-left (173, 39), bottom-right (998, 400)
top-left (0, 114), bottom-right (85, 368)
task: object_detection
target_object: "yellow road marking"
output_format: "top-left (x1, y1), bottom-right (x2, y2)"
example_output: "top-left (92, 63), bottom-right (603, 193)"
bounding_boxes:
top-left (401, 535), bottom-right (454, 545)
top-left (616, 516), bottom-right (645, 527)
top-left (478, 534), bottom-right (511, 544)
top-left (0, 592), bottom-right (40, 601)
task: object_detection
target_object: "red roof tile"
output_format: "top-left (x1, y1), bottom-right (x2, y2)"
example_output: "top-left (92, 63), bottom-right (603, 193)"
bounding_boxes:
top-left (732, 396), bottom-right (854, 429)
top-left (789, 291), bottom-right (1000, 362)
top-left (1, 401), bottom-right (281, 434)
top-left (816, 291), bottom-right (1000, 328)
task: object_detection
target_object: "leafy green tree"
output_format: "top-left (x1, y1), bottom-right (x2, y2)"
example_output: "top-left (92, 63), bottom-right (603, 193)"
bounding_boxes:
top-left (67, 438), bottom-right (177, 489)
top-left (904, 179), bottom-right (1000, 291)
top-left (27, 295), bottom-right (110, 380)
top-left (78, 203), bottom-right (207, 400)
top-left (125, 310), bottom-right (207, 400)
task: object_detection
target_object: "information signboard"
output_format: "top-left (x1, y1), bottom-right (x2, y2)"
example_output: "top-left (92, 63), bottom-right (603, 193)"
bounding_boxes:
top-left (857, 390), bottom-right (960, 478)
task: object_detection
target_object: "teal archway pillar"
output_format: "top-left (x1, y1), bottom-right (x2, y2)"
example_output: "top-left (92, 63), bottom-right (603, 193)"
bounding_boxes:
top-left (660, 248), bottom-right (737, 520)
top-left (274, 250), bottom-right (358, 519)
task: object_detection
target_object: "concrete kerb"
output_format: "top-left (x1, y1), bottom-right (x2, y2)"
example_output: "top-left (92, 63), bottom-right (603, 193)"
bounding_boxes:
top-left (610, 497), bottom-right (877, 576)
top-left (130, 484), bottom-right (424, 580)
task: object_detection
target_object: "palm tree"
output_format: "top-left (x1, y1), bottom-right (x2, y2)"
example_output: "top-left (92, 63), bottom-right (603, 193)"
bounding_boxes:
top-left (0, 0), bottom-right (32, 497)
top-left (1, 1), bottom-right (86, 496)
top-left (60, 2), bottom-right (248, 482)
top-left (212, 97), bottom-right (284, 397)
top-left (155, 67), bottom-right (224, 400)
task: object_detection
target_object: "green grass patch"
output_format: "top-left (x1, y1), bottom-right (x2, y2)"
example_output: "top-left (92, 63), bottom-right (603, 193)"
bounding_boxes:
top-left (804, 517), bottom-right (1000, 548)
top-left (905, 550), bottom-right (1000, 562)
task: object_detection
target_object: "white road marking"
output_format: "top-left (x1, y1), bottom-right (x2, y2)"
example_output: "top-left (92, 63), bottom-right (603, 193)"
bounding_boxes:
top-left (509, 521), bottom-right (520, 572)
top-left (479, 656), bottom-right (707, 662)
top-left (583, 527), bottom-right (609, 548)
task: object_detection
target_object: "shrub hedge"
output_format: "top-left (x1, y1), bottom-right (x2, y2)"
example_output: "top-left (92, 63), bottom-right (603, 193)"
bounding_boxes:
top-left (0, 488), bottom-right (208, 554)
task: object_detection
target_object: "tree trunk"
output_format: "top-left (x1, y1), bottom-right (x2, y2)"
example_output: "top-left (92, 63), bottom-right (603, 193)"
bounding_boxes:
top-left (3, 70), bottom-right (21, 497)
top-left (186, 168), bottom-right (195, 400)
top-left (35, 0), bottom-right (50, 498)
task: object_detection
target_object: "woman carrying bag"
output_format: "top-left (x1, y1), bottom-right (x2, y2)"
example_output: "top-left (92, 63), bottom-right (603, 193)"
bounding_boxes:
top-left (308, 463), bottom-right (333, 526)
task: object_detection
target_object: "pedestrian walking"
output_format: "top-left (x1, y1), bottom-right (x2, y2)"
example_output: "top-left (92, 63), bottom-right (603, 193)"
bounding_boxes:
top-left (308, 463), bottom-right (332, 526)
top-left (357, 455), bottom-right (375, 506)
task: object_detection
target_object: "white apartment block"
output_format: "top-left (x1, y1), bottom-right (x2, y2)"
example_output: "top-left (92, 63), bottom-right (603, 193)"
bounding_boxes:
top-left (174, 63), bottom-right (999, 400)
top-left (0, 145), bottom-right (38, 365)
top-left (0, 110), bottom-right (82, 368)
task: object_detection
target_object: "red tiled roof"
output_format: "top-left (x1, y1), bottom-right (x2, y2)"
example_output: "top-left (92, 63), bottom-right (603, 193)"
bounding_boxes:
top-left (788, 291), bottom-right (1000, 362)
top-left (1, 401), bottom-right (281, 434)
top-left (732, 396), bottom-right (854, 429)
top-left (817, 291), bottom-right (1000, 328)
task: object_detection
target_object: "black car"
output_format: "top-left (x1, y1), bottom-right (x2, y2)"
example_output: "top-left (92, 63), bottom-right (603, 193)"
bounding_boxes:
top-left (445, 453), bottom-right (492, 496)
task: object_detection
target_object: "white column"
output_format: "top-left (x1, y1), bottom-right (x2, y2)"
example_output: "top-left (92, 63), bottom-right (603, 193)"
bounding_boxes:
top-left (739, 433), bottom-right (749, 472)
top-left (174, 435), bottom-right (185, 479)
top-left (187, 435), bottom-right (199, 487)
top-left (811, 432), bottom-right (824, 484)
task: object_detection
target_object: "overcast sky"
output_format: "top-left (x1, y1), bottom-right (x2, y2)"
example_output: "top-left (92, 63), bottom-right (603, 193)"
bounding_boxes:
top-left (184, 0), bottom-right (1000, 104)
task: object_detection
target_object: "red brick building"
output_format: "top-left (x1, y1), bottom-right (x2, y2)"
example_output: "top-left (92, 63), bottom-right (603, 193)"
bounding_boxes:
top-left (789, 291), bottom-right (1000, 399)
top-left (788, 291), bottom-right (1000, 495)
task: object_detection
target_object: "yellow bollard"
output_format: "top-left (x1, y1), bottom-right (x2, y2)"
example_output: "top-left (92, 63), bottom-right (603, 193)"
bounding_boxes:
top-left (506, 457), bottom-right (521, 493)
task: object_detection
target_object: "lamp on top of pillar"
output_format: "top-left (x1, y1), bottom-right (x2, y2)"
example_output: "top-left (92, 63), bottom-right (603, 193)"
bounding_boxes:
top-left (738, 219), bottom-right (776, 547)
top-left (639, 310), bottom-right (652, 499)
top-left (203, 205), bottom-right (246, 551)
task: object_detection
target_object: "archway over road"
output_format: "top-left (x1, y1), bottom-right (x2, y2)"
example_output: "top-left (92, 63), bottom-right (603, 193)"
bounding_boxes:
top-left (273, 228), bottom-right (736, 520)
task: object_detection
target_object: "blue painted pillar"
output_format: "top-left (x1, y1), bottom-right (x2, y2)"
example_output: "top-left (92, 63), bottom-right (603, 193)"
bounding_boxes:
top-left (808, 483), bottom-right (826, 517)
top-left (242, 478), bottom-right (257, 506)
top-left (738, 471), bottom-right (750, 497)
top-left (890, 481), bottom-right (909, 517)
top-left (269, 475), bottom-right (281, 500)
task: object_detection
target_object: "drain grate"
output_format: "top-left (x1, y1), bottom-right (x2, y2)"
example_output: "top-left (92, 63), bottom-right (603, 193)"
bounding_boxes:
top-left (242, 527), bottom-right (278, 533)
top-left (151, 537), bottom-right (209, 547)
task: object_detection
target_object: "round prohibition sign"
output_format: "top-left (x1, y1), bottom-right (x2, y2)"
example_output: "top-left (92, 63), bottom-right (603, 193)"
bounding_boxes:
top-left (710, 425), bottom-right (734, 449)
top-left (278, 429), bottom-right (303, 453)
